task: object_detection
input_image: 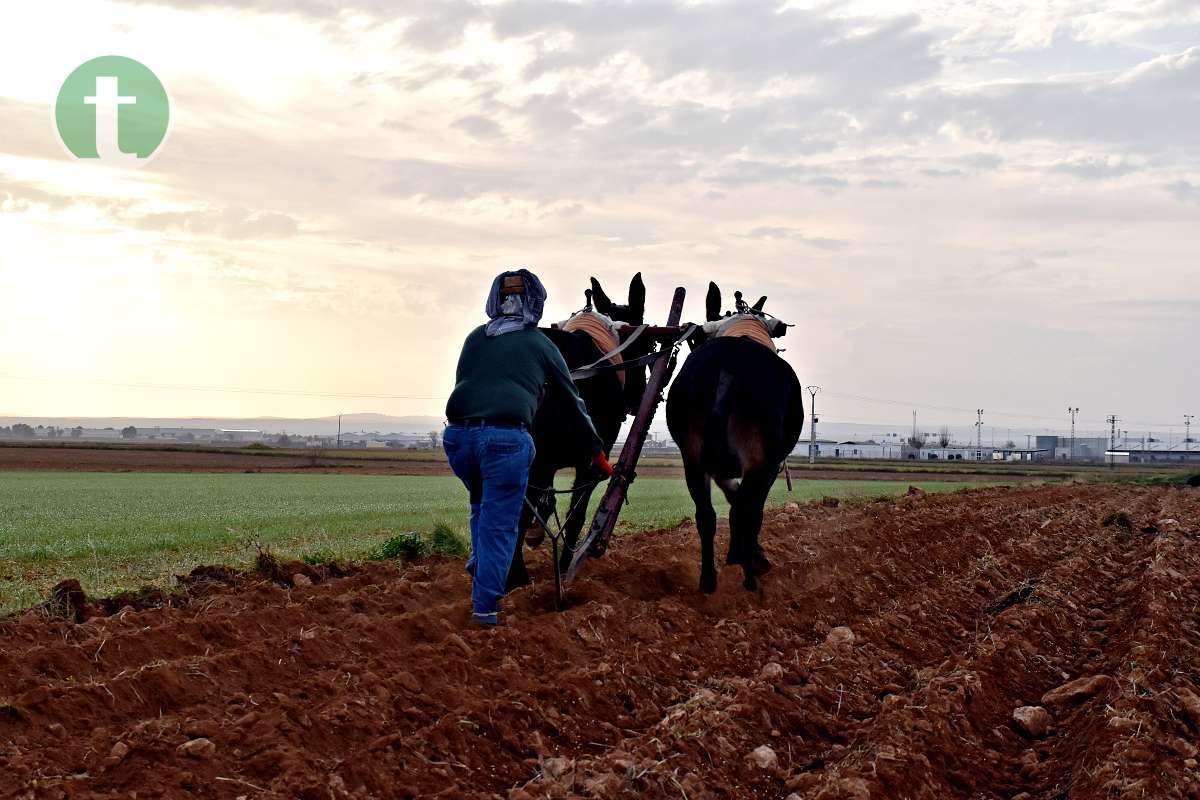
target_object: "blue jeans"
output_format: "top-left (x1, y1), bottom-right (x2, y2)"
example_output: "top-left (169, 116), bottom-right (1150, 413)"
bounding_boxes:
top-left (442, 423), bottom-right (535, 615)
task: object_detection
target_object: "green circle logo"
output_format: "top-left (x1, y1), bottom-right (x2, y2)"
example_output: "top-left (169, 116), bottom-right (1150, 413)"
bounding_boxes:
top-left (54, 56), bottom-right (170, 164)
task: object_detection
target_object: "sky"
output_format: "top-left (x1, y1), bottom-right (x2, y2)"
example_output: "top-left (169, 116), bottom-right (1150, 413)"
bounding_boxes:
top-left (1, 0), bottom-right (1197, 438)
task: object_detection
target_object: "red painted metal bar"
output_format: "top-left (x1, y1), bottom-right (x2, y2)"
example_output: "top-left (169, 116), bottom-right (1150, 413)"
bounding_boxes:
top-left (565, 286), bottom-right (687, 582)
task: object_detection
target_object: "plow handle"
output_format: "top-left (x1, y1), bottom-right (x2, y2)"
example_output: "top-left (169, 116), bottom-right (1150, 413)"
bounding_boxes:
top-left (566, 286), bottom-right (686, 581)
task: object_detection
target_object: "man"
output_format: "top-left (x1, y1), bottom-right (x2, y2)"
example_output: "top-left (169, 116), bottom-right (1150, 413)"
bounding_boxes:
top-left (444, 269), bottom-right (612, 627)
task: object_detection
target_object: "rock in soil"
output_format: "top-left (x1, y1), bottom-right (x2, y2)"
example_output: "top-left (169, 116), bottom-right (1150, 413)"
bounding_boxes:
top-left (825, 626), bottom-right (856, 648)
top-left (748, 744), bottom-right (778, 770)
top-left (177, 738), bottom-right (216, 759)
top-left (1012, 706), bottom-right (1052, 738)
top-left (107, 741), bottom-right (130, 764)
top-left (760, 662), bottom-right (785, 681)
top-left (1041, 675), bottom-right (1114, 707)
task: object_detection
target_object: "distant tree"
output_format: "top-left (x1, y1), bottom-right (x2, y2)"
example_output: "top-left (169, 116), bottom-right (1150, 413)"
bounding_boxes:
top-left (428, 430), bottom-right (441, 449)
top-left (1004, 439), bottom-right (1016, 449)
top-left (277, 433), bottom-right (292, 446)
top-left (906, 432), bottom-right (925, 450)
top-left (938, 426), bottom-right (951, 448)
top-left (11, 423), bottom-right (35, 438)
top-left (121, 426), bottom-right (138, 440)
top-left (71, 426), bottom-right (83, 439)
top-left (182, 432), bottom-right (195, 442)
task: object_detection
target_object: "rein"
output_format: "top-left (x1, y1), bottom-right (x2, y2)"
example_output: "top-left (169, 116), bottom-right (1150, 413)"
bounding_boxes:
top-left (568, 323), bottom-right (695, 381)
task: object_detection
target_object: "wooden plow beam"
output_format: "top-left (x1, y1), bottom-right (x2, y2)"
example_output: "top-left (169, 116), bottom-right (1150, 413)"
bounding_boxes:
top-left (564, 286), bottom-right (687, 584)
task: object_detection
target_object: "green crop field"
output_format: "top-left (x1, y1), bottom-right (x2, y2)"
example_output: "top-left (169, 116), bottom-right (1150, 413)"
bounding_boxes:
top-left (0, 471), bottom-right (983, 614)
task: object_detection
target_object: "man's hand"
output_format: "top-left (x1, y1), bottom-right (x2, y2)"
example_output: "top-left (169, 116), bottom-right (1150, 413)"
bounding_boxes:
top-left (591, 451), bottom-right (614, 477)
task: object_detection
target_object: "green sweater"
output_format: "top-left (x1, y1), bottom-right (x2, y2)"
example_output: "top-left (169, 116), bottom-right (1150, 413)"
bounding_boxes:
top-left (446, 326), bottom-right (602, 452)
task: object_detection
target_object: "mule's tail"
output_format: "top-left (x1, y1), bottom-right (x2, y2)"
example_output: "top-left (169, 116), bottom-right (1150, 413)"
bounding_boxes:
top-left (701, 368), bottom-right (742, 482)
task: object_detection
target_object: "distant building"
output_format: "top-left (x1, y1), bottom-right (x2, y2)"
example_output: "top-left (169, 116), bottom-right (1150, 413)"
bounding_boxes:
top-left (217, 429), bottom-right (265, 443)
top-left (1036, 436), bottom-right (1110, 462)
top-left (991, 446), bottom-right (1052, 462)
top-left (139, 426), bottom-right (217, 441)
top-left (1106, 444), bottom-right (1200, 464)
top-left (79, 427), bottom-right (123, 440)
top-left (801, 440), bottom-right (904, 459)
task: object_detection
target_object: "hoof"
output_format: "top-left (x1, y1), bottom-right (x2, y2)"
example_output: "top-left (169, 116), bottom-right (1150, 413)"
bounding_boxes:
top-left (505, 576), bottom-right (531, 593)
top-left (753, 554), bottom-right (772, 577)
top-left (524, 528), bottom-right (545, 547)
top-left (742, 572), bottom-right (758, 592)
top-left (699, 571), bottom-right (718, 594)
top-left (505, 567), bottom-right (531, 592)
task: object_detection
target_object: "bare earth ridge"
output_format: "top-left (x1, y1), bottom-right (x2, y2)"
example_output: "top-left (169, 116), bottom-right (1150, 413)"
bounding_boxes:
top-left (2, 484), bottom-right (1199, 799)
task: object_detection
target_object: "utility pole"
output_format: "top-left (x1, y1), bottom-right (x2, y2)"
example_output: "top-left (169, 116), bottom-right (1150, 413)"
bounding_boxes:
top-left (337, 412), bottom-right (342, 449)
top-left (1068, 407), bottom-right (1079, 462)
top-left (1186, 414), bottom-right (1194, 451)
top-left (806, 386), bottom-right (821, 464)
top-left (1107, 415), bottom-right (1119, 468)
top-left (975, 409), bottom-right (984, 461)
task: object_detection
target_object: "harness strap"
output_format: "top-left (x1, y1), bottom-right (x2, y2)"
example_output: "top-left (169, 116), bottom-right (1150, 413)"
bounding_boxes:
top-left (717, 315), bottom-right (777, 352)
top-left (568, 323), bottom-right (649, 381)
top-left (569, 347), bottom-right (659, 381)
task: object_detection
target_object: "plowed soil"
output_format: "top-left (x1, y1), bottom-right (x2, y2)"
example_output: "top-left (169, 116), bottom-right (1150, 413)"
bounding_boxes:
top-left (3, 484), bottom-right (1199, 799)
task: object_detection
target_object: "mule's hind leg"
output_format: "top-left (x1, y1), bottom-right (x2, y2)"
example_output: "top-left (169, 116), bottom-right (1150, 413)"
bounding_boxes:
top-left (558, 466), bottom-right (600, 572)
top-left (728, 470), bottom-right (774, 591)
top-left (685, 462), bottom-right (719, 594)
top-left (505, 477), bottom-right (544, 591)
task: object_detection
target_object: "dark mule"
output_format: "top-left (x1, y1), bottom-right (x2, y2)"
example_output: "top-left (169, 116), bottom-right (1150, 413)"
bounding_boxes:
top-left (665, 282), bottom-right (804, 593)
top-left (506, 273), bottom-right (650, 590)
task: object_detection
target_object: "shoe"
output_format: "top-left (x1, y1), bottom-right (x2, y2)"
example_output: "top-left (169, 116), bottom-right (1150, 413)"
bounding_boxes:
top-left (470, 612), bottom-right (499, 627)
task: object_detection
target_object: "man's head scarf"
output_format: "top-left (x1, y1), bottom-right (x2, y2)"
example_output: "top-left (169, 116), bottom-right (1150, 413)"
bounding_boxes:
top-left (485, 269), bottom-right (547, 337)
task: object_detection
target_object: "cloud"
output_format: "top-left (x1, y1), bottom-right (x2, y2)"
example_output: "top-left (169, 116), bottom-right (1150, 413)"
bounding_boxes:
top-left (1166, 180), bottom-right (1200, 203)
top-left (128, 207), bottom-right (301, 238)
top-left (742, 226), bottom-right (849, 251)
top-left (452, 114), bottom-right (504, 140)
top-left (0, 175), bottom-right (74, 212)
top-left (1050, 156), bottom-right (1138, 180)
top-left (906, 46), bottom-right (1200, 153)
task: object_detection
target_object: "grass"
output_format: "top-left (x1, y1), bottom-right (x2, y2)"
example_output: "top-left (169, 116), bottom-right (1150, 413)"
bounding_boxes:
top-left (0, 470), bottom-right (983, 614)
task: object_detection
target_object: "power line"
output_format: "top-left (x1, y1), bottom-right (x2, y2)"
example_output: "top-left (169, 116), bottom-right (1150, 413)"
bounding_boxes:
top-left (819, 390), bottom-right (1179, 429)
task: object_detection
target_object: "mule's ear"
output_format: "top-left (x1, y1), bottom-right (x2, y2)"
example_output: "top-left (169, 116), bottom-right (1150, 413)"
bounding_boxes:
top-left (752, 295), bottom-right (767, 312)
top-left (705, 282), bottom-right (722, 322)
top-left (628, 272), bottom-right (646, 313)
top-left (590, 277), bottom-right (613, 314)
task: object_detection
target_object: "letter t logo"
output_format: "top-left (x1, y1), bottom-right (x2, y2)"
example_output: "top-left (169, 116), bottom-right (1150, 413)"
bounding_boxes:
top-left (84, 76), bottom-right (137, 162)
